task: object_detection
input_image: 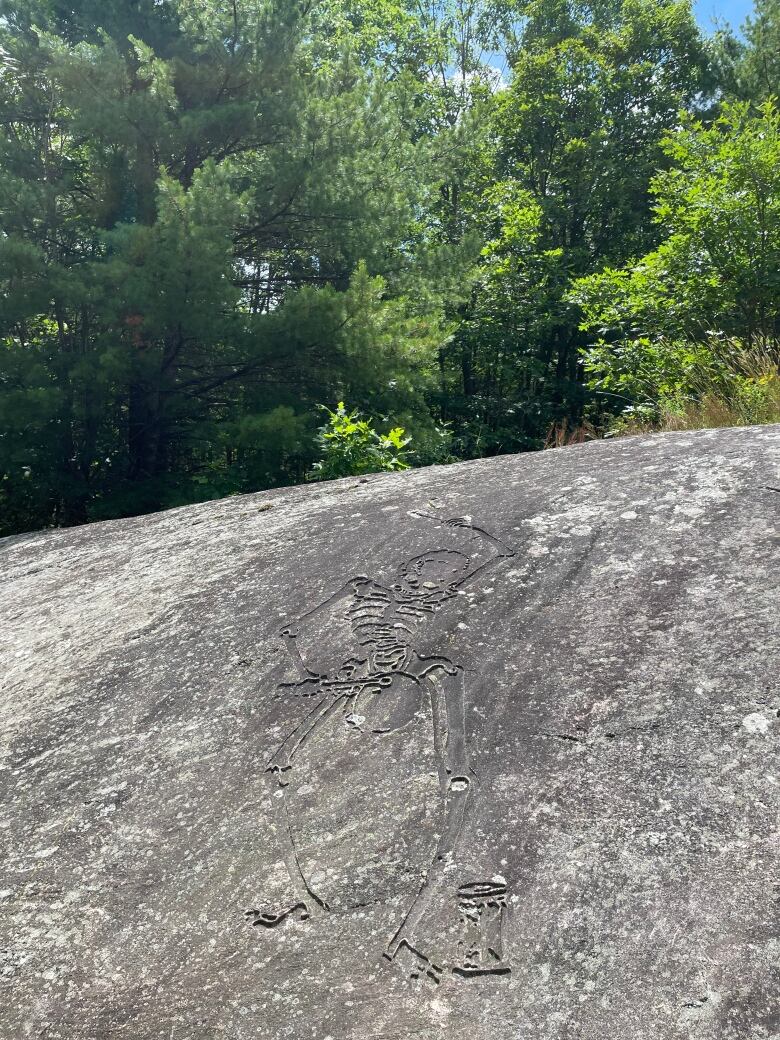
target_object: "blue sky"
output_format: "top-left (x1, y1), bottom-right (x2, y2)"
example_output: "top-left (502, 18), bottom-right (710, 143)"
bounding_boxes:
top-left (695, 0), bottom-right (755, 31)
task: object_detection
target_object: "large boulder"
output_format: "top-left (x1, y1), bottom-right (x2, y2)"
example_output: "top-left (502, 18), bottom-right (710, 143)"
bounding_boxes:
top-left (1, 426), bottom-right (778, 1040)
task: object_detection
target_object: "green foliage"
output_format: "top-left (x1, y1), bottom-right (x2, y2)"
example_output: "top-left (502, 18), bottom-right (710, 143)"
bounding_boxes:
top-left (601, 338), bottom-right (780, 434)
top-left (574, 102), bottom-right (780, 343)
top-left (0, 0), bottom-right (777, 535)
top-left (0, 0), bottom-right (445, 535)
top-left (571, 102), bottom-right (780, 430)
top-left (432, 0), bottom-right (709, 457)
top-left (309, 402), bottom-right (412, 480)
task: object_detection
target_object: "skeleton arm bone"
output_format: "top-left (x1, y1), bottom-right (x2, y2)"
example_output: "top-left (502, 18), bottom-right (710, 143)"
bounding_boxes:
top-left (408, 510), bottom-right (515, 589)
top-left (266, 696), bottom-right (343, 782)
top-left (442, 665), bottom-right (470, 785)
top-left (279, 576), bottom-right (370, 637)
top-left (280, 633), bottom-right (319, 681)
top-left (279, 576), bottom-right (371, 678)
top-left (456, 546), bottom-right (513, 589)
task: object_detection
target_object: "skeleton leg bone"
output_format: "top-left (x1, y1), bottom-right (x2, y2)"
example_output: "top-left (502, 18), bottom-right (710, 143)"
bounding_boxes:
top-left (248, 693), bottom-right (348, 927)
top-left (384, 661), bottom-right (471, 972)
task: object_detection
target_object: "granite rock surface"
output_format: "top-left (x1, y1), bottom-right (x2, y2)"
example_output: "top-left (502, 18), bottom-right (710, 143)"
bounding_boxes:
top-left (1, 426), bottom-right (779, 1040)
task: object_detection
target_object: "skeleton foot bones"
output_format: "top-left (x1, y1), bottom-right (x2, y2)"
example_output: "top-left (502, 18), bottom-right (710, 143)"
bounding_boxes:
top-left (244, 902), bottom-right (310, 928)
top-left (382, 875), bottom-right (511, 984)
top-left (245, 882), bottom-right (511, 985)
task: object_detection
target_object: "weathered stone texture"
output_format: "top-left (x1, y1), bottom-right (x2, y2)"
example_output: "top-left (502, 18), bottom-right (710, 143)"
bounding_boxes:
top-left (1, 426), bottom-right (778, 1039)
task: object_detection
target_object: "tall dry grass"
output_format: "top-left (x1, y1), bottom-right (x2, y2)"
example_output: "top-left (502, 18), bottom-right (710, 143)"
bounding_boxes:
top-left (612, 337), bottom-right (780, 436)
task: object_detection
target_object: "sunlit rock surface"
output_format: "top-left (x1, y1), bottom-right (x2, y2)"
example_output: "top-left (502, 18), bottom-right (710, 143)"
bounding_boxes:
top-left (1, 426), bottom-right (778, 1040)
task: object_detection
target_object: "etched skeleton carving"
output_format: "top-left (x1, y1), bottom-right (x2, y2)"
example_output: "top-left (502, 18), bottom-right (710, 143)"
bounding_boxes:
top-left (246, 510), bottom-right (515, 980)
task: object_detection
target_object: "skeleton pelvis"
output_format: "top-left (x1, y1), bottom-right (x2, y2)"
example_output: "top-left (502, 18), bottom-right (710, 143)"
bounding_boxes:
top-left (352, 672), bottom-right (424, 734)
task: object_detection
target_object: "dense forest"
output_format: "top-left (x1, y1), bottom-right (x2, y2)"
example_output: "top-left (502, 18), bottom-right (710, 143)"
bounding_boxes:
top-left (1, 0), bottom-right (779, 535)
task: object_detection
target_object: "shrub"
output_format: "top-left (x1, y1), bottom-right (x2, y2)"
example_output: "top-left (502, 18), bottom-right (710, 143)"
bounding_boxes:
top-left (604, 337), bottom-right (780, 435)
top-left (308, 402), bottom-right (412, 480)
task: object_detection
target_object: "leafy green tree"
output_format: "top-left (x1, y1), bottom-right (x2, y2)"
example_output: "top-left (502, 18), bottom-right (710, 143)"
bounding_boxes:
top-left (2, 0), bottom-right (769, 537)
top-left (570, 102), bottom-right (780, 421)
top-left (435, 0), bottom-right (709, 454)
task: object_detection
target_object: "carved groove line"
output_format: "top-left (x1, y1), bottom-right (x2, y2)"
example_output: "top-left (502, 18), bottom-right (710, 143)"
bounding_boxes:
top-left (248, 510), bottom-right (516, 980)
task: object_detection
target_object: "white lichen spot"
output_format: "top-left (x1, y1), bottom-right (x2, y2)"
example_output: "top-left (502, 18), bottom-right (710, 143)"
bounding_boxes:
top-left (527, 544), bottom-right (550, 557)
top-left (674, 504), bottom-right (706, 519)
top-left (647, 832), bottom-right (668, 847)
top-left (620, 511), bottom-right (638, 520)
top-left (742, 712), bottom-right (772, 735)
top-left (32, 847), bottom-right (59, 860)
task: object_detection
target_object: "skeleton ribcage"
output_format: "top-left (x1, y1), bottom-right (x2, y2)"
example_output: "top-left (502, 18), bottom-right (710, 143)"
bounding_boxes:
top-left (345, 581), bottom-right (446, 674)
